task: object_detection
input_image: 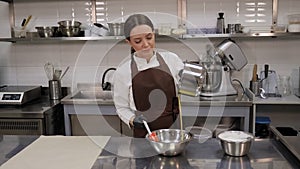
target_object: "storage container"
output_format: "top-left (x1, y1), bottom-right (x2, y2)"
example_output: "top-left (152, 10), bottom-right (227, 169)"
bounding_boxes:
top-left (255, 116), bottom-right (271, 138)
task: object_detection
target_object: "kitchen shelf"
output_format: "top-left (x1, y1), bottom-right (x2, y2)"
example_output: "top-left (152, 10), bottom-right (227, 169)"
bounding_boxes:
top-left (1, 32), bottom-right (300, 43)
top-left (0, 36), bottom-right (126, 43)
top-left (182, 32), bottom-right (300, 38)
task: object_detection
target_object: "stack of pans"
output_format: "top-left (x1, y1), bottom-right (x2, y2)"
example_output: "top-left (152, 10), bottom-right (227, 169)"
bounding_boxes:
top-left (35, 26), bottom-right (60, 38)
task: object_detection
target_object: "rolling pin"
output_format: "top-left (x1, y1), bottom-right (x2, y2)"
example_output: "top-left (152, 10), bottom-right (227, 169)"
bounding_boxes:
top-left (252, 64), bottom-right (257, 82)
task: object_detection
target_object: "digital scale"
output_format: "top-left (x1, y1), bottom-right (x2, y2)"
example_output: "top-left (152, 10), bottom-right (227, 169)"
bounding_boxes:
top-left (0, 86), bottom-right (41, 105)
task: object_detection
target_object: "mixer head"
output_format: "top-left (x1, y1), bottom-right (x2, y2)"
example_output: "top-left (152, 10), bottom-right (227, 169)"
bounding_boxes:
top-left (216, 39), bottom-right (248, 71)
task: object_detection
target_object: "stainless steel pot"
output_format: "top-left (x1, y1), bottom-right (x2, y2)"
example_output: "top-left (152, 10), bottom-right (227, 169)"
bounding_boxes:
top-left (179, 62), bottom-right (206, 97)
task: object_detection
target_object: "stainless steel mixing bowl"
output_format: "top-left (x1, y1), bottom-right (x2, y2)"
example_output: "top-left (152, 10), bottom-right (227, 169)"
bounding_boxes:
top-left (145, 129), bottom-right (193, 156)
top-left (58, 20), bottom-right (81, 28)
top-left (217, 131), bottom-right (254, 156)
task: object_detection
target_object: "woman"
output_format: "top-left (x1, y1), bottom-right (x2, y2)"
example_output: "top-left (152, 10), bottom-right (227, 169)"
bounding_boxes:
top-left (113, 14), bottom-right (184, 138)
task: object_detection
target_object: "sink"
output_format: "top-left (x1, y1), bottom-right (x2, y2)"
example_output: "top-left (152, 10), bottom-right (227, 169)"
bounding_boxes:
top-left (61, 89), bottom-right (113, 105)
top-left (70, 90), bottom-right (113, 100)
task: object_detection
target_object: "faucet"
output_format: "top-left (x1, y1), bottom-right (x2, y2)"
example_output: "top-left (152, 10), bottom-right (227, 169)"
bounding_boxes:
top-left (102, 68), bottom-right (116, 90)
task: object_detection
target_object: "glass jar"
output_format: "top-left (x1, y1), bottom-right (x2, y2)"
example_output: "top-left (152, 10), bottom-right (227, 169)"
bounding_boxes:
top-left (278, 75), bottom-right (291, 96)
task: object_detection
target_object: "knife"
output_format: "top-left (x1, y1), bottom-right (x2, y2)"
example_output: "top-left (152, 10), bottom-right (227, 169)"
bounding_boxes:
top-left (264, 64), bottom-right (269, 79)
top-left (264, 64), bottom-right (269, 94)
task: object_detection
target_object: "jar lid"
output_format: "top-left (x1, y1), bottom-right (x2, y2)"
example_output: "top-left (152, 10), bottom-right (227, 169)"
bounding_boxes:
top-left (255, 116), bottom-right (271, 124)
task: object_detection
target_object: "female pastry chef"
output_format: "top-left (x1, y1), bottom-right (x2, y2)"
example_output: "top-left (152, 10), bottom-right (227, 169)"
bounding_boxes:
top-left (113, 14), bottom-right (184, 138)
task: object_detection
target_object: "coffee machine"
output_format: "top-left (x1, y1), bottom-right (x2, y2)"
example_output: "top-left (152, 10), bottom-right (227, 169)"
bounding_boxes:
top-left (200, 39), bottom-right (248, 97)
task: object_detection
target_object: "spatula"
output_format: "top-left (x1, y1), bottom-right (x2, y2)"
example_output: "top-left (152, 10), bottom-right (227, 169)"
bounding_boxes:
top-left (143, 120), bottom-right (158, 141)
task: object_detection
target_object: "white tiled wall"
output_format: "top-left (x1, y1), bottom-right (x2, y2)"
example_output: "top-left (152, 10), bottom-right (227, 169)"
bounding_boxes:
top-left (0, 0), bottom-right (300, 92)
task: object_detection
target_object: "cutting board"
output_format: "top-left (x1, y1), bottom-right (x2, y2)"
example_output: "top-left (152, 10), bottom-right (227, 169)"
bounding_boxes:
top-left (1, 136), bottom-right (110, 169)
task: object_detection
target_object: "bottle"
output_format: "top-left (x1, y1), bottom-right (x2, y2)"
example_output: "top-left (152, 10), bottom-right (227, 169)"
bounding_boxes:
top-left (216, 12), bottom-right (225, 34)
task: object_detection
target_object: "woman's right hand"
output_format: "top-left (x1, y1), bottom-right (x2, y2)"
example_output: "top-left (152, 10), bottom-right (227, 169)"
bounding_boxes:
top-left (132, 115), bottom-right (147, 129)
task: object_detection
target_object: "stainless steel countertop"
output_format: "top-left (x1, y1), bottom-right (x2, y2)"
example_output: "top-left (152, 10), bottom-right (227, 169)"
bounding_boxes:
top-left (61, 89), bottom-right (252, 107)
top-left (0, 135), bottom-right (297, 168)
top-left (0, 96), bottom-right (61, 118)
top-left (93, 137), bottom-right (295, 169)
top-left (181, 93), bottom-right (252, 107)
top-left (0, 135), bottom-right (39, 165)
top-left (270, 126), bottom-right (300, 162)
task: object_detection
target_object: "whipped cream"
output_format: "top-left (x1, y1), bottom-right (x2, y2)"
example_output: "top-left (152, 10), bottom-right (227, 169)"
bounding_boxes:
top-left (218, 131), bottom-right (253, 142)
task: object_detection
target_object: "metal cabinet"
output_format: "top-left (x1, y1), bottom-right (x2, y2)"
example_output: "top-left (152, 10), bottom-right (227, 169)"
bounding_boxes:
top-left (70, 114), bottom-right (121, 136)
top-left (63, 104), bottom-right (121, 136)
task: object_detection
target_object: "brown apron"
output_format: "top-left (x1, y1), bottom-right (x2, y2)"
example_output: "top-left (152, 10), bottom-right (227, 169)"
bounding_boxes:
top-left (131, 53), bottom-right (179, 138)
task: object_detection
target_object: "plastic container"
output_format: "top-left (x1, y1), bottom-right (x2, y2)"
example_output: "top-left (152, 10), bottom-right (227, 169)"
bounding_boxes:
top-left (185, 126), bottom-right (212, 143)
top-left (288, 14), bottom-right (300, 24)
top-left (13, 27), bottom-right (27, 38)
top-left (288, 24), bottom-right (300, 32)
top-left (278, 75), bottom-right (291, 96)
top-left (255, 116), bottom-right (271, 138)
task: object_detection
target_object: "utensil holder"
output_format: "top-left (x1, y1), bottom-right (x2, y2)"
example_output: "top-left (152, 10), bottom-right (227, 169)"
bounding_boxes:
top-left (49, 80), bottom-right (62, 100)
top-left (250, 81), bottom-right (262, 96)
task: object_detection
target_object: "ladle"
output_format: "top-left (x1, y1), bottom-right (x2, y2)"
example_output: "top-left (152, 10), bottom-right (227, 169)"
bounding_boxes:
top-left (143, 120), bottom-right (158, 141)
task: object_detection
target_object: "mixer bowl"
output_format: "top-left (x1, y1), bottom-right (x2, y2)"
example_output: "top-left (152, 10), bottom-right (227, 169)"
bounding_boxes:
top-left (145, 129), bottom-right (193, 156)
top-left (201, 62), bottom-right (222, 92)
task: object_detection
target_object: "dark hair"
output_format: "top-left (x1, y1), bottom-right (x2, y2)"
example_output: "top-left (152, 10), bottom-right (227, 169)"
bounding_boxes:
top-left (124, 14), bottom-right (154, 40)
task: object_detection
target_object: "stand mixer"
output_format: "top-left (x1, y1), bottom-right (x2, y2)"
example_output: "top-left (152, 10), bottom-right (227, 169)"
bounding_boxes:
top-left (178, 39), bottom-right (247, 97)
top-left (200, 39), bottom-right (248, 97)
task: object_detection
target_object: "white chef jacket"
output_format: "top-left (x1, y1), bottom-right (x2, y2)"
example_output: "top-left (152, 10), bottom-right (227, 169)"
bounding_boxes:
top-left (112, 50), bottom-right (184, 127)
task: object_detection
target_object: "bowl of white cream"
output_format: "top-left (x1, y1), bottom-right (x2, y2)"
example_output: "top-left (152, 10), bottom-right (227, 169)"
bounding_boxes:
top-left (217, 130), bottom-right (254, 156)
